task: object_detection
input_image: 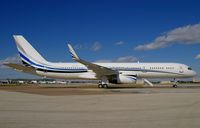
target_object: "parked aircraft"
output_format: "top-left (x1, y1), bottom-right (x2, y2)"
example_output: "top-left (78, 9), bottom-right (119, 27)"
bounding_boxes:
top-left (4, 35), bottom-right (197, 88)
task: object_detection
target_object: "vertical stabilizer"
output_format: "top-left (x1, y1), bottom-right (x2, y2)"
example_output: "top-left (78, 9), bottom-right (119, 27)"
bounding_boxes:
top-left (13, 35), bottom-right (47, 65)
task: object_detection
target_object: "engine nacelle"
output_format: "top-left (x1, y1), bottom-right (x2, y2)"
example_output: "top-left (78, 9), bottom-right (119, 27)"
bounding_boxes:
top-left (117, 74), bottom-right (137, 84)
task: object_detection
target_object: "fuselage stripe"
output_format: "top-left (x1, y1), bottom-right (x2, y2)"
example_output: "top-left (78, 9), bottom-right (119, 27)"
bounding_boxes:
top-left (18, 52), bottom-right (88, 72)
top-left (18, 52), bottom-right (183, 75)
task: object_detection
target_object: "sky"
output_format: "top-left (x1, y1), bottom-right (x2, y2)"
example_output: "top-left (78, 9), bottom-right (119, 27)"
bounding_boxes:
top-left (0, 0), bottom-right (200, 79)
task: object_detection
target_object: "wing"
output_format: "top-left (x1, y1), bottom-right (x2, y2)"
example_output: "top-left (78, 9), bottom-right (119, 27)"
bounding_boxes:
top-left (3, 63), bottom-right (37, 75)
top-left (67, 44), bottom-right (117, 78)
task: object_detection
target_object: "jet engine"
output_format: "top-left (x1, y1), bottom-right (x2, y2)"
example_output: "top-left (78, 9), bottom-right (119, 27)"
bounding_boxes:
top-left (117, 74), bottom-right (137, 84)
top-left (109, 74), bottom-right (137, 84)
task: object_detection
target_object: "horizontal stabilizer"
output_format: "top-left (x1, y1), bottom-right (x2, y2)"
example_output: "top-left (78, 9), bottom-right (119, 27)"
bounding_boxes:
top-left (4, 63), bottom-right (37, 75)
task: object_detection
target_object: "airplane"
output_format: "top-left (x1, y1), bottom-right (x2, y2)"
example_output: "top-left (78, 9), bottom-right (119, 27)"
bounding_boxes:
top-left (4, 35), bottom-right (197, 88)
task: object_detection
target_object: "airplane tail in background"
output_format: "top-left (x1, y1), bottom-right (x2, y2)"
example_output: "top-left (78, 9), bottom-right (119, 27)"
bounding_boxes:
top-left (13, 35), bottom-right (48, 67)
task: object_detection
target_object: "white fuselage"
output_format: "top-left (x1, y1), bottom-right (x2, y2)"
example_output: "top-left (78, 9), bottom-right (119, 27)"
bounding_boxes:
top-left (35, 62), bottom-right (196, 80)
top-left (10, 35), bottom-right (197, 85)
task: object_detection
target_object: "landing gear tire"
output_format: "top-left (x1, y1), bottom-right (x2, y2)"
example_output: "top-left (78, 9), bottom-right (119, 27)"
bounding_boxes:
top-left (103, 84), bottom-right (108, 88)
top-left (173, 84), bottom-right (178, 88)
top-left (98, 84), bottom-right (103, 88)
top-left (172, 78), bottom-right (178, 88)
top-left (98, 84), bottom-right (108, 88)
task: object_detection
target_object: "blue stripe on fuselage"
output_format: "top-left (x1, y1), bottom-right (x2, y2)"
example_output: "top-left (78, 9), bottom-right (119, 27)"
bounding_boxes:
top-left (18, 52), bottom-right (44, 68)
top-left (18, 52), bottom-right (182, 75)
top-left (18, 52), bottom-right (88, 71)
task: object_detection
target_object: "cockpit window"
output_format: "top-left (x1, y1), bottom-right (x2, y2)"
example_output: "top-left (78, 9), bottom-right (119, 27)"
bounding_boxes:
top-left (188, 67), bottom-right (192, 70)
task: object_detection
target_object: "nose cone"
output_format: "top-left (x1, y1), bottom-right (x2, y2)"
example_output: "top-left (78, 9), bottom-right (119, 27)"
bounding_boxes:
top-left (191, 70), bottom-right (197, 77)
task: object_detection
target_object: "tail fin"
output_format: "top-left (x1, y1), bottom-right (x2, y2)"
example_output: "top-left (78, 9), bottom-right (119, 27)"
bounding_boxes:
top-left (13, 35), bottom-right (48, 66)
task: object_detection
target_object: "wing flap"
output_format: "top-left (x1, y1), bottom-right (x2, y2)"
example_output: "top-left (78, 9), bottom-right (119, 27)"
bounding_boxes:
top-left (77, 59), bottom-right (117, 77)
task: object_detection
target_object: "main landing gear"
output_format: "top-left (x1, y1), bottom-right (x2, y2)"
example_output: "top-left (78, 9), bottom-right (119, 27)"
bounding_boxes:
top-left (98, 83), bottom-right (108, 88)
top-left (98, 76), bottom-right (109, 88)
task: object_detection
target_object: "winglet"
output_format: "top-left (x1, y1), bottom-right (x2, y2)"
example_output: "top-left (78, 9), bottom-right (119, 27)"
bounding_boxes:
top-left (67, 44), bottom-right (80, 60)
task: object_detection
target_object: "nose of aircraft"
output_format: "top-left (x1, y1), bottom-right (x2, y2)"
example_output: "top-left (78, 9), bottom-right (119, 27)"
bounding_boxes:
top-left (191, 70), bottom-right (197, 77)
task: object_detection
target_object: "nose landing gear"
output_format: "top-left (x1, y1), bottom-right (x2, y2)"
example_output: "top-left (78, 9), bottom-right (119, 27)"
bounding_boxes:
top-left (172, 84), bottom-right (178, 88)
top-left (172, 78), bottom-right (178, 88)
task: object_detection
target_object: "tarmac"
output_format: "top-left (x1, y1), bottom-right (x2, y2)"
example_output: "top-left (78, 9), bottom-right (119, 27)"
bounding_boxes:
top-left (0, 84), bottom-right (200, 128)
